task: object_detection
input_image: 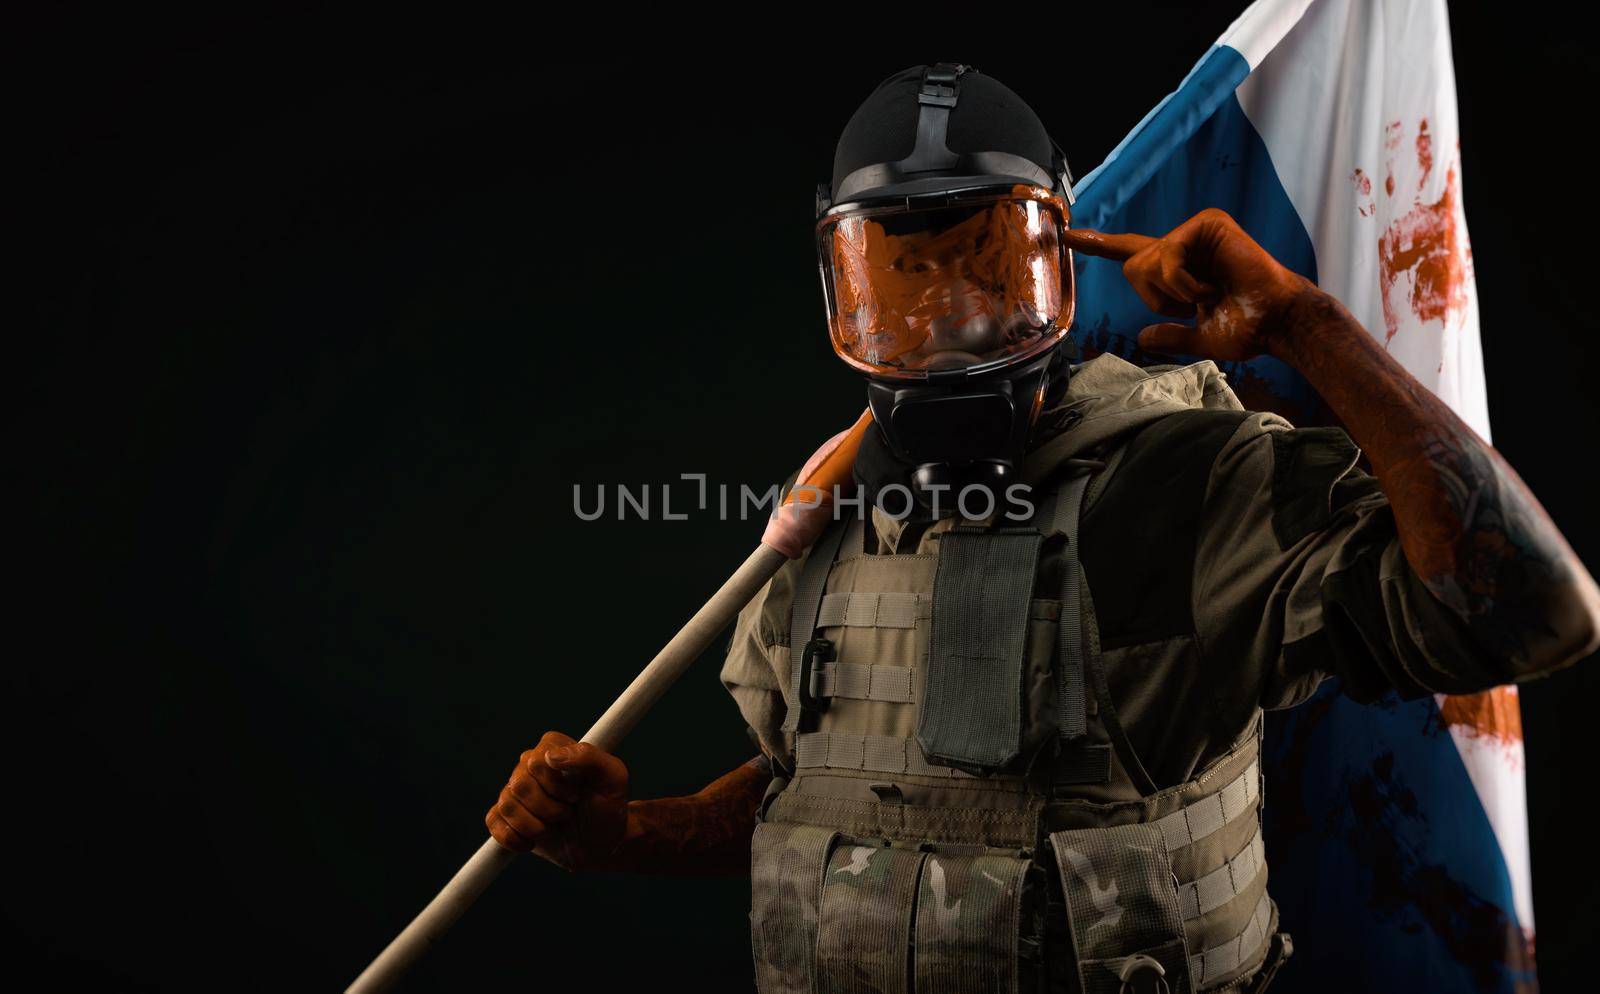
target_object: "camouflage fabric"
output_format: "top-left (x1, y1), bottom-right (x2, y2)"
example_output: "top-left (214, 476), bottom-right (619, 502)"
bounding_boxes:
top-left (1051, 821), bottom-right (1192, 994)
top-left (751, 820), bottom-right (836, 993)
top-left (815, 842), bottom-right (925, 994)
top-left (913, 852), bottom-right (1031, 994)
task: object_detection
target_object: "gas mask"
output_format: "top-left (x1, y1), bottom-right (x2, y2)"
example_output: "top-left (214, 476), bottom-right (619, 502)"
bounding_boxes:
top-left (816, 63), bottom-right (1078, 511)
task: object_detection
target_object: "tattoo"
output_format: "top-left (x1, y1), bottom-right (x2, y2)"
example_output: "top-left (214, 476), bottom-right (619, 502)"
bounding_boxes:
top-left (606, 756), bottom-right (772, 876)
top-left (1272, 289), bottom-right (1599, 674)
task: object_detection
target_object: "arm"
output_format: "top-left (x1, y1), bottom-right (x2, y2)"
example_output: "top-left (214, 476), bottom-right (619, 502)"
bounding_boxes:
top-left (1065, 209), bottom-right (1600, 679)
top-left (608, 753), bottom-right (772, 875)
top-left (487, 731), bottom-right (771, 876)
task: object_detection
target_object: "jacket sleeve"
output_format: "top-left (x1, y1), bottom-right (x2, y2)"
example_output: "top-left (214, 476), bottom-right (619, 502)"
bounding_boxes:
top-left (718, 549), bottom-right (803, 764)
top-left (1193, 413), bottom-right (1511, 710)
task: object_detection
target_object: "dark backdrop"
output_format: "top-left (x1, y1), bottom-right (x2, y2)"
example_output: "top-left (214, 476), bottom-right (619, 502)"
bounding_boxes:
top-left (12, 5), bottom-right (1598, 991)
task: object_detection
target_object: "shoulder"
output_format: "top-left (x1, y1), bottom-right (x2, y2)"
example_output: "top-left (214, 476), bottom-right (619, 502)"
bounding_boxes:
top-left (1077, 408), bottom-right (1253, 648)
top-left (1206, 413), bottom-right (1375, 549)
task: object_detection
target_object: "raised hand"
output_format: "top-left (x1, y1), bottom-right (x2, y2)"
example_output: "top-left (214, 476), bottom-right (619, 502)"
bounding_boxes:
top-left (1063, 207), bottom-right (1314, 361)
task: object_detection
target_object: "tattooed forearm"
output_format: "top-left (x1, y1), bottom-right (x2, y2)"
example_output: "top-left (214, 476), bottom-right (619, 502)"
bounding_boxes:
top-left (1270, 288), bottom-right (1600, 676)
top-left (601, 755), bottom-right (772, 876)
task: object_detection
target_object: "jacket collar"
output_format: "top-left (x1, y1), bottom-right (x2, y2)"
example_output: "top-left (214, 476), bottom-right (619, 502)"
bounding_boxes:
top-left (865, 354), bottom-right (1244, 553)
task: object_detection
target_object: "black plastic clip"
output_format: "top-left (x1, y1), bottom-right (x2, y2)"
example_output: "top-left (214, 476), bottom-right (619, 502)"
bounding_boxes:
top-left (797, 637), bottom-right (835, 713)
top-left (918, 63), bottom-right (967, 107)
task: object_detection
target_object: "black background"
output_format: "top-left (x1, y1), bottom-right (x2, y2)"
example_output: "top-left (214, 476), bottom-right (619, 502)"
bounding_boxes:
top-left (12, 4), bottom-right (1598, 991)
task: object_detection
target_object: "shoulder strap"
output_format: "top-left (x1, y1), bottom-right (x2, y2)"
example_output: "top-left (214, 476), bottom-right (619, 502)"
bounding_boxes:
top-left (781, 517), bottom-right (853, 738)
top-left (1050, 471), bottom-right (1092, 743)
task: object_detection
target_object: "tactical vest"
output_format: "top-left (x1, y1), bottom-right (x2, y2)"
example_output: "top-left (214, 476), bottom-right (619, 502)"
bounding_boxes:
top-left (749, 415), bottom-right (1291, 994)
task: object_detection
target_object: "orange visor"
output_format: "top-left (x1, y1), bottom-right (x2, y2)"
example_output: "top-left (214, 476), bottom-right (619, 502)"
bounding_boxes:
top-left (817, 184), bottom-right (1074, 379)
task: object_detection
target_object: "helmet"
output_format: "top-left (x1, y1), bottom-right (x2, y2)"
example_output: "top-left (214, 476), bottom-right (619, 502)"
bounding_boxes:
top-left (817, 64), bottom-right (1078, 509)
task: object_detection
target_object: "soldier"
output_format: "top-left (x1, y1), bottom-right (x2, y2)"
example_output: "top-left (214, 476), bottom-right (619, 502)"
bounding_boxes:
top-left (485, 65), bottom-right (1600, 993)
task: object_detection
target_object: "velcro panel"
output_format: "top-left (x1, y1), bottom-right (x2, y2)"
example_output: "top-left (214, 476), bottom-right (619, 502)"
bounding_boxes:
top-left (914, 852), bottom-right (1030, 994)
top-left (816, 842), bottom-right (926, 994)
top-left (919, 528), bottom-right (1044, 771)
top-left (1050, 821), bottom-right (1192, 994)
top-left (751, 821), bottom-right (839, 993)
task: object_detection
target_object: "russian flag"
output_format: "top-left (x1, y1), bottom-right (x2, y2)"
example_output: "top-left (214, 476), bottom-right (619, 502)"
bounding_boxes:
top-left (1068, 1), bottom-right (1533, 990)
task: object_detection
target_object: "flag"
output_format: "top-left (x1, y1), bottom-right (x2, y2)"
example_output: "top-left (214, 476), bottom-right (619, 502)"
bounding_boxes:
top-left (1068, 1), bottom-right (1534, 990)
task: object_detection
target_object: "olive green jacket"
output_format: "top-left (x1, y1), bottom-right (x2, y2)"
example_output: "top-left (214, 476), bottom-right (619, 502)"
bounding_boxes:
top-left (722, 352), bottom-right (1511, 791)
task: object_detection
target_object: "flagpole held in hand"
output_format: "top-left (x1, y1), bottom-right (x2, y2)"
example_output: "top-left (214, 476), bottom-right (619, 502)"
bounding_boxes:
top-left (345, 410), bottom-right (873, 994)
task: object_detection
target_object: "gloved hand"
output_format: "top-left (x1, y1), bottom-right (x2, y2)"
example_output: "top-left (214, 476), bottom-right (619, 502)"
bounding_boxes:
top-left (485, 730), bottom-right (630, 871)
top-left (1062, 207), bottom-right (1316, 362)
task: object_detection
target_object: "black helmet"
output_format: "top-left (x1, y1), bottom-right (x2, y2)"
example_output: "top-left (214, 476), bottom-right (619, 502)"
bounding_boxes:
top-left (817, 64), bottom-right (1079, 512)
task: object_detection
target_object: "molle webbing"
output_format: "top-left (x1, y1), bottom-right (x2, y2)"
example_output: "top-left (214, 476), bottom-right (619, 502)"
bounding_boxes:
top-left (1150, 759), bottom-right (1259, 851)
top-left (917, 527), bottom-right (1044, 771)
top-left (1189, 891), bottom-right (1272, 988)
top-left (783, 519), bottom-right (853, 736)
top-left (796, 731), bottom-right (978, 779)
top-left (807, 662), bottom-right (915, 704)
top-left (1049, 756), bottom-right (1264, 993)
top-left (816, 591), bottom-right (926, 629)
top-left (1177, 827), bottom-right (1265, 922)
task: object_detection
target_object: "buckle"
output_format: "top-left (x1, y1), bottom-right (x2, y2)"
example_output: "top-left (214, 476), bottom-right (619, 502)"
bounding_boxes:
top-left (918, 63), bottom-right (967, 107)
top-left (1118, 954), bottom-right (1170, 994)
top-left (797, 637), bottom-right (835, 713)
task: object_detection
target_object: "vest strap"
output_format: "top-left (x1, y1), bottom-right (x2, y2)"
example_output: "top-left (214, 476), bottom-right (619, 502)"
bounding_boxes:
top-left (1050, 471), bottom-right (1092, 741)
top-left (783, 519), bottom-right (853, 736)
top-left (1049, 743), bottom-right (1113, 787)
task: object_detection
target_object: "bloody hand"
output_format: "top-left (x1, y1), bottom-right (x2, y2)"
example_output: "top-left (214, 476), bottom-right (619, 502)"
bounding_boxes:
top-left (1063, 207), bottom-right (1313, 361)
top-left (485, 730), bottom-right (630, 871)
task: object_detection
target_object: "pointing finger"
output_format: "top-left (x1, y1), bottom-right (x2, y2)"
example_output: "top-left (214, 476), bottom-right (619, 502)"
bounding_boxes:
top-left (1061, 228), bottom-right (1157, 262)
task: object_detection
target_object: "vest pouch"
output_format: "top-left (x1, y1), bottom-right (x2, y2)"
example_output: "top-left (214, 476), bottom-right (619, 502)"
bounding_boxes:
top-left (751, 820), bottom-right (838, 994)
top-left (814, 839), bottom-right (927, 993)
top-left (918, 528), bottom-right (1044, 773)
top-left (1050, 822), bottom-right (1194, 994)
top-left (912, 848), bottom-right (1038, 994)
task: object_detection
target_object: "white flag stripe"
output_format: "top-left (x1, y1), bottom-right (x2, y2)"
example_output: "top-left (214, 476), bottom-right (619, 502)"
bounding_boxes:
top-left (1234, 0), bottom-right (1529, 932)
top-left (1218, 0), bottom-right (1316, 69)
